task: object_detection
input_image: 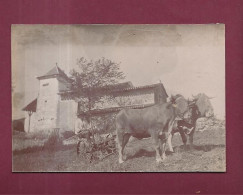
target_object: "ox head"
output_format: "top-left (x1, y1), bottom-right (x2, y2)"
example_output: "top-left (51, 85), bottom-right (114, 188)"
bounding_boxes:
top-left (192, 93), bottom-right (214, 118)
top-left (170, 94), bottom-right (192, 123)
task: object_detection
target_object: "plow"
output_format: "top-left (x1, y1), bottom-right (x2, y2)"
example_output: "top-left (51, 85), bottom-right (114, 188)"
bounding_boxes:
top-left (76, 133), bottom-right (117, 163)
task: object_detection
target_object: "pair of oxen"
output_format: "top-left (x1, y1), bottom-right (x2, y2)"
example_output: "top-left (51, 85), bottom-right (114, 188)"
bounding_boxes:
top-left (116, 93), bottom-right (214, 163)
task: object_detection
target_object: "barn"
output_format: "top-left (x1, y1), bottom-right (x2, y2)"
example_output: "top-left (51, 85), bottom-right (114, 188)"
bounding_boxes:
top-left (22, 65), bottom-right (168, 133)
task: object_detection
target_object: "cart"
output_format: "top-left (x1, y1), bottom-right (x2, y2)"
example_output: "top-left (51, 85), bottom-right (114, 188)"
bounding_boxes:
top-left (77, 133), bottom-right (117, 163)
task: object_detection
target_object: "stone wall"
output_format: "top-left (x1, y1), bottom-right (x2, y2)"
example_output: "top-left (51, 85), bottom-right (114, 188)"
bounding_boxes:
top-left (196, 117), bottom-right (225, 131)
top-left (114, 93), bottom-right (154, 107)
top-left (79, 93), bottom-right (155, 111)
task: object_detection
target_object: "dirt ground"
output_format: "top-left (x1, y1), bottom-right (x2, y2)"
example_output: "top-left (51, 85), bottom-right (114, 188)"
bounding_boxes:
top-left (12, 126), bottom-right (225, 172)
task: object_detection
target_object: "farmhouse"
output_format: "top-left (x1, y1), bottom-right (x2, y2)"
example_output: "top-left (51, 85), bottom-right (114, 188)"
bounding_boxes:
top-left (23, 65), bottom-right (168, 133)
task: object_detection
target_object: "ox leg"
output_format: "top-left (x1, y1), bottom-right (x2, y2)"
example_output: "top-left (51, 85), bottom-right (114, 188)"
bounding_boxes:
top-left (117, 131), bottom-right (131, 163)
top-left (117, 131), bottom-right (125, 163)
top-left (118, 145), bottom-right (124, 163)
top-left (161, 139), bottom-right (167, 160)
top-left (167, 133), bottom-right (174, 152)
top-left (178, 127), bottom-right (187, 149)
top-left (167, 120), bottom-right (176, 152)
top-left (188, 129), bottom-right (195, 150)
top-left (155, 145), bottom-right (162, 163)
top-left (121, 134), bottom-right (131, 161)
top-left (151, 131), bottom-right (163, 163)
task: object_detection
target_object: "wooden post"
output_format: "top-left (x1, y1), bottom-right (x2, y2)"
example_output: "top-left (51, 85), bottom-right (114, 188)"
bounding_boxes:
top-left (28, 111), bottom-right (33, 133)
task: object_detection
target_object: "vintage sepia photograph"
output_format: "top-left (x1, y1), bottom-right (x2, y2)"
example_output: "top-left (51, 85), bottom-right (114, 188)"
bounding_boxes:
top-left (12, 24), bottom-right (225, 172)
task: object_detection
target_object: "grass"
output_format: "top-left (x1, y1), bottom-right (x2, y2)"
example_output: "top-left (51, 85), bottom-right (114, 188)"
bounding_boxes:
top-left (12, 125), bottom-right (226, 172)
top-left (12, 130), bottom-right (47, 152)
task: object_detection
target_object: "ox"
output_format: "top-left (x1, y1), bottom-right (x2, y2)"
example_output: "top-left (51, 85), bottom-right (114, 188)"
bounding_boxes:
top-left (169, 93), bottom-right (214, 151)
top-left (116, 95), bottom-right (190, 163)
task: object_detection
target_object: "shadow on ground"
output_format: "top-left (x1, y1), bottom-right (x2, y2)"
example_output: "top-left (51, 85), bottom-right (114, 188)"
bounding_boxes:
top-left (192, 144), bottom-right (225, 152)
top-left (127, 149), bottom-right (155, 160)
top-left (126, 144), bottom-right (225, 160)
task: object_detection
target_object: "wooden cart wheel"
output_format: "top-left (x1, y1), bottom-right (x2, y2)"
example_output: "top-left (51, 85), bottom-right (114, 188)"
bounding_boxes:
top-left (77, 140), bottom-right (81, 155)
top-left (78, 140), bottom-right (96, 163)
top-left (77, 140), bottom-right (86, 156)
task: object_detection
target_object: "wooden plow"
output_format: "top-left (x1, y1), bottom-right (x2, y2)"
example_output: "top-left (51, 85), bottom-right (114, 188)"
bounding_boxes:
top-left (76, 133), bottom-right (117, 163)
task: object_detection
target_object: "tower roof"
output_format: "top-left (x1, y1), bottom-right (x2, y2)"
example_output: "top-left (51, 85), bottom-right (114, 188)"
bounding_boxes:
top-left (37, 64), bottom-right (70, 81)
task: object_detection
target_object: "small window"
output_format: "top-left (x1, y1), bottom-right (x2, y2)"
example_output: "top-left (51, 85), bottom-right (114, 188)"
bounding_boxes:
top-left (43, 83), bottom-right (49, 87)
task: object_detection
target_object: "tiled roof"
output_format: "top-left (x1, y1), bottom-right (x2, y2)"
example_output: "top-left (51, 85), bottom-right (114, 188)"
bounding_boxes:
top-left (104, 81), bottom-right (134, 89)
top-left (109, 83), bottom-right (167, 93)
top-left (37, 65), bottom-right (70, 81)
top-left (22, 98), bottom-right (37, 112)
top-left (78, 103), bottom-right (155, 116)
top-left (59, 82), bottom-right (167, 96)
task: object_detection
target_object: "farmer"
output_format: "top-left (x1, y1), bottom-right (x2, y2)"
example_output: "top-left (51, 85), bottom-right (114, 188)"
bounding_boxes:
top-left (74, 114), bottom-right (92, 141)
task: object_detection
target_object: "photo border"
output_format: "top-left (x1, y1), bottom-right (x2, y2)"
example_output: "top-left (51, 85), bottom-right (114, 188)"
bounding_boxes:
top-left (1, 0), bottom-right (243, 194)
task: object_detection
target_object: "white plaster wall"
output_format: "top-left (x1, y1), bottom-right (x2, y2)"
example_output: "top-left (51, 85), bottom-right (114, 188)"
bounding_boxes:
top-left (34, 78), bottom-right (59, 131)
top-left (57, 99), bottom-right (78, 133)
top-left (57, 78), bottom-right (77, 133)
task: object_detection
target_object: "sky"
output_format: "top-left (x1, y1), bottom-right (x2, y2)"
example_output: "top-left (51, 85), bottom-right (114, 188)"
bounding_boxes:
top-left (12, 24), bottom-right (225, 119)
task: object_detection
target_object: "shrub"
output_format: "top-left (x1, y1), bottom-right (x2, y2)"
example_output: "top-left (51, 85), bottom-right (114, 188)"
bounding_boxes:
top-left (44, 129), bottom-right (63, 151)
top-left (92, 114), bottom-right (116, 134)
top-left (61, 131), bottom-right (75, 139)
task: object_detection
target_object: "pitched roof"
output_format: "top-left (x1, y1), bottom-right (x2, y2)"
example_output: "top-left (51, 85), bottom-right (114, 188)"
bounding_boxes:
top-left (105, 81), bottom-right (134, 89)
top-left (37, 65), bottom-right (70, 81)
top-left (78, 103), bottom-right (155, 116)
top-left (110, 83), bottom-right (167, 94)
top-left (22, 98), bottom-right (37, 112)
top-left (59, 82), bottom-right (168, 99)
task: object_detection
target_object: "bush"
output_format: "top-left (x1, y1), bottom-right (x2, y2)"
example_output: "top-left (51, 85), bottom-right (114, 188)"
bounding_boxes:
top-left (92, 114), bottom-right (116, 134)
top-left (61, 131), bottom-right (75, 139)
top-left (44, 129), bottom-right (63, 151)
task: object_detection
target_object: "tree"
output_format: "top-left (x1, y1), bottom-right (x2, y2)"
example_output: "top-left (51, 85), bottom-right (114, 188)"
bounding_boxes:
top-left (70, 57), bottom-right (125, 115)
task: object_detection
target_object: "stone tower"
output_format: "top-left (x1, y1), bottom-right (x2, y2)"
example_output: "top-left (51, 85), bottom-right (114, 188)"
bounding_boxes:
top-left (33, 65), bottom-right (76, 133)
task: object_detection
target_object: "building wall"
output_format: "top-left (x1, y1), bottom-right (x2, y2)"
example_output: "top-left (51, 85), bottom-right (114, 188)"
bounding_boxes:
top-left (28, 76), bottom-right (167, 133)
top-left (115, 93), bottom-right (155, 107)
top-left (33, 78), bottom-right (59, 131)
top-left (57, 78), bottom-right (77, 133)
top-left (92, 93), bottom-right (155, 110)
top-left (57, 98), bottom-right (78, 133)
top-left (58, 77), bottom-right (71, 91)
top-left (13, 118), bottom-right (25, 132)
top-left (78, 88), bottom-right (156, 112)
top-left (154, 86), bottom-right (168, 104)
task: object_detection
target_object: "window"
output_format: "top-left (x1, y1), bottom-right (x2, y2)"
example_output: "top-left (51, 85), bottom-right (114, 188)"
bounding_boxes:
top-left (43, 83), bottom-right (49, 87)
